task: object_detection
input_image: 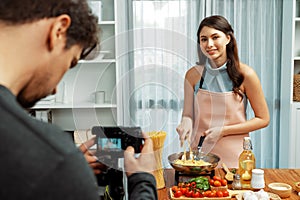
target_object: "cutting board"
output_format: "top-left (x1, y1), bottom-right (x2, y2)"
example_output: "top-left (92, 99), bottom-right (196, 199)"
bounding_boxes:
top-left (169, 189), bottom-right (236, 200)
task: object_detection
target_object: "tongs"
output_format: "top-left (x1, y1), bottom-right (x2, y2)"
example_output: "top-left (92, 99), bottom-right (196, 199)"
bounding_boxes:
top-left (181, 136), bottom-right (206, 161)
top-left (181, 140), bottom-right (194, 161)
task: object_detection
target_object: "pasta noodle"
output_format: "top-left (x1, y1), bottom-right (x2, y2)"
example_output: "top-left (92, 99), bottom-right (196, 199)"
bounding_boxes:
top-left (146, 131), bottom-right (167, 189)
top-left (174, 158), bottom-right (211, 166)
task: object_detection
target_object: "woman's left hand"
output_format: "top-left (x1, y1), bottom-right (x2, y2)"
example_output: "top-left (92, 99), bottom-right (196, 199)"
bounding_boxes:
top-left (201, 127), bottom-right (223, 154)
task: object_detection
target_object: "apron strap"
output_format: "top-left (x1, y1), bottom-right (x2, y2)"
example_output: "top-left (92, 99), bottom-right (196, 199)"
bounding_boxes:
top-left (199, 67), bottom-right (206, 89)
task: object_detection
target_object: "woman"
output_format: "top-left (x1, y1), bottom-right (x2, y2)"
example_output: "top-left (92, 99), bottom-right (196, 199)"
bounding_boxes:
top-left (176, 15), bottom-right (270, 167)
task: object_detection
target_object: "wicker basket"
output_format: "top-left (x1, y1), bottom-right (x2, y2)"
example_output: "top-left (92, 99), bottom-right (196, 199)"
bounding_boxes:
top-left (293, 74), bottom-right (300, 101)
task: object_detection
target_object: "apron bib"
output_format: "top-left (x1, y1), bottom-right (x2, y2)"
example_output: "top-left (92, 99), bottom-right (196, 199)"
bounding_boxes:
top-left (191, 71), bottom-right (248, 168)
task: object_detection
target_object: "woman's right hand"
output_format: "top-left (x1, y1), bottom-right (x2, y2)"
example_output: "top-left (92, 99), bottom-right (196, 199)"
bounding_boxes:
top-left (176, 116), bottom-right (193, 147)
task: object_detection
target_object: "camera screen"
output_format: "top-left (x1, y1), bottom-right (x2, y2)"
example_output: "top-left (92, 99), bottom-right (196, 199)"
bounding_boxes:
top-left (97, 138), bottom-right (122, 151)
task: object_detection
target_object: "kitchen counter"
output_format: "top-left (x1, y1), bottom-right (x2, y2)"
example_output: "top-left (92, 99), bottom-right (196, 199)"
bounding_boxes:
top-left (158, 168), bottom-right (300, 199)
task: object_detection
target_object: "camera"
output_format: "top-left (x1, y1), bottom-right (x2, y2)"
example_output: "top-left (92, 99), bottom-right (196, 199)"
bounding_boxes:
top-left (92, 126), bottom-right (143, 162)
top-left (91, 126), bottom-right (144, 199)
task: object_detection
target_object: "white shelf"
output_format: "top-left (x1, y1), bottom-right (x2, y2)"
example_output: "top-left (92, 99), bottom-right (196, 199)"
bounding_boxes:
top-left (292, 101), bottom-right (300, 106)
top-left (33, 102), bottom-right (117, 109)
top-left (79, 59), bottom-right (116, 63)
top-left (294, 56), bottom-right (300, 60)
top-left (295, 17), bottom-right (300, 21)
top-left (99, 21), bottom-right (115, 25)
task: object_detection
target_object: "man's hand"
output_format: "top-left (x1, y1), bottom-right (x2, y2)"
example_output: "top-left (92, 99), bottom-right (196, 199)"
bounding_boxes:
top-left (79, 137), bottom-right (107, 174)
top-left (124, 133), bottom-right (156, 177)
top-left (176, 116), bottom-right (193, 147)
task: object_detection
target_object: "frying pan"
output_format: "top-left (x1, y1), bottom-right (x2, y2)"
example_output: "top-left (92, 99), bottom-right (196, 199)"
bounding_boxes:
top-left (168, 151), bottom-right (220, 175)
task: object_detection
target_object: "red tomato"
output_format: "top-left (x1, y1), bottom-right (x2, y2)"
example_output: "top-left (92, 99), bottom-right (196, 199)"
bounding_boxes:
top-left (192, 191), bottom-right (200, 198)
top-left (180, 187), bottom-right (187, 195)
top-left (198, 191), bottom-right (204, 198)
top-left (213, 175), bottom-right (222, 181)
top-left (209, 179), bottom-right (215, 185)
top-left (209, 190), bottom-right (217, 197)
top-left (171, 186), bottom-right (178, 193)
top-left (185, 189), bottom-right (193, 197)
top-left (216, 191), bottom-right (224, 197)
top-left (174, 190), bottom-right (183, 198)
top-left (223, 190), bottom-right (230, 197)
top-left (190, 181), bottom-right (196, 188)
top-left (221, 179), bottom-right (227, 186)
top-left (223, 190), bottom-right (229, 197)
top-left (214, 180), bottom-right (222, 187)
top-left (203, 190), bottom-right (211, 197)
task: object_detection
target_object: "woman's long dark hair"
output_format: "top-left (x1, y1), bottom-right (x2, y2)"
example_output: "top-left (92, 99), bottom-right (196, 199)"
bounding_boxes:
top-left (197, 15), bottom-right (244, 94)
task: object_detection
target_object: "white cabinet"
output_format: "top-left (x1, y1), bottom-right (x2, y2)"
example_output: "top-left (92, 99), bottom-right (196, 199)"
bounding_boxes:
top-left (280, 0), bottom-right (300, 167)
top-left (291, 103), bottom-right (300, 167)
top-left (290, 0), bottom-right (300, 167)
top-left (32, 0), bottom-right (121, 131)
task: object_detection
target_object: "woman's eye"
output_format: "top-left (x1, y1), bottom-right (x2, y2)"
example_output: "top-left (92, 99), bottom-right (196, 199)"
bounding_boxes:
top-left (213, 36), bottom-right (219, 40)
top-left (201, 38), bottom-right (207, 42)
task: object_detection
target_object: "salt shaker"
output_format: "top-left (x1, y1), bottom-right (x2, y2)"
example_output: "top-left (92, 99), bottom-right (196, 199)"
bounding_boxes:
top-left (251, 169), bottom-right (265, 190)
top-left (232, 174), bottom-right (242, 190)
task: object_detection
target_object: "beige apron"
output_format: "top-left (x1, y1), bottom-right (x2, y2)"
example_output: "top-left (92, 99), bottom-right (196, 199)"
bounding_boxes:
top-left (191, 83), bottom-right (248, 168)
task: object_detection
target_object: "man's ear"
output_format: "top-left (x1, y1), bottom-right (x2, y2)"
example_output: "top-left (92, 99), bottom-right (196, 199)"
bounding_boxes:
top-left (48, 14), bottom-right (71, 51)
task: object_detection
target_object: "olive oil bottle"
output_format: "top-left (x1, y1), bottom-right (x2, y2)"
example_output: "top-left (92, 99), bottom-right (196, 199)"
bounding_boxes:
top-left (238, 137), bottom-right (256, 189)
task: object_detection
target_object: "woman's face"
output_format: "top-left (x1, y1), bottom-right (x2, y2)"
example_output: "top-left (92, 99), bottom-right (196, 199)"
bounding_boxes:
top-left (199, 26), bottom-right (230, 66)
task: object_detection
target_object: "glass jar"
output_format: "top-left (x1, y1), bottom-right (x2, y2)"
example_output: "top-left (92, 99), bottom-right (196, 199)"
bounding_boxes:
top-left (251, 169), bottom-right (265, 190)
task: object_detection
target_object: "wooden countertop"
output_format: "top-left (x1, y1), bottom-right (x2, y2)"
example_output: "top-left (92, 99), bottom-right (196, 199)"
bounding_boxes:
top-left (157, 168), bottom-right (300, 200)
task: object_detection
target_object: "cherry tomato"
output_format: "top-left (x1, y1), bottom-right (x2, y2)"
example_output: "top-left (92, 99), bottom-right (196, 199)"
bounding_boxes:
top-left (213, 175), bottom-right (222, 181)
top-left (190, 181), bottom-right (196, 188)
top-left (174, 190), bottom-right (182, 198)
top-left (223, 190), bottom-right (229, 197)
top-left (203, 190), bottom-right (211, 197)
top-left (221, 179), bottom-right (227, 186)
top-left (209, 179), bottom-right (215, 185)
top-left (171, 186), bottom-right (178, 193)
top-left (180, 187), bottom-right (187, 195)
top-left (216, 191), bottom-right (224, 197)
top-left (198, 191), bottom-right (204, 198)
top-left (185, 189), bottom-right (193, 197)
top-left (192, 191), bottom-right (200, 198)
top-left (209, 190), bottom-right (217, 197)
top-left (214, 180), bottom-right (222, 187)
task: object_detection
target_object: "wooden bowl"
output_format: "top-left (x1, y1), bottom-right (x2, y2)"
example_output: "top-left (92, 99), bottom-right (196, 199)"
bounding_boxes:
top-left (295, 181), bottom-right (300, 193)
top-left (268, 182), bottom-right (292, 198)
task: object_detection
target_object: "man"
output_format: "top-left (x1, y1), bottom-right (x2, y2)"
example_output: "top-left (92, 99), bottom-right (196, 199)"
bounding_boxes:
top-left (0, 0), bottom-right (157, 199)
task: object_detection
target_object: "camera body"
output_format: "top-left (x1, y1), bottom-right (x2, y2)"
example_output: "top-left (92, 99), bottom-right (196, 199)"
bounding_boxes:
top-left (91, 126), bottom-right (144, 198)
top-left (92, 126), bottom-right (143, 158)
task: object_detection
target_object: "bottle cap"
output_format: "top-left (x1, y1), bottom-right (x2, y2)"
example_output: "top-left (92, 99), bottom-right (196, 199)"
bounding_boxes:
top-left (243, 137), bottom-right (253, 150)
